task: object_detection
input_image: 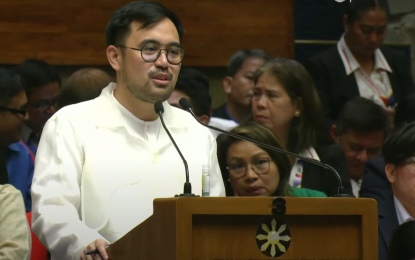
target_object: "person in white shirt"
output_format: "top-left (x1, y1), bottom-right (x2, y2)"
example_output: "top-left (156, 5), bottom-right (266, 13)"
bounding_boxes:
top-left (378, 122), bottom-right (415, 260)
top-left (31, 2), bottom-right (225, 260)
top-left (330, 97), bottom-right (389, 197)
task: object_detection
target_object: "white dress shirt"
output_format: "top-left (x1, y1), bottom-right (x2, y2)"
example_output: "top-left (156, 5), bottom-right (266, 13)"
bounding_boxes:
top-left (394, 195), bottom-right (414, 225)
top-left (208, 117), bottom-right (238, 138)
top-left (337, 34), bottom-right (394, 108)
top-left (350, 179), bottom-right (362, 198)
top-left (31, 83), bottom-right (225, 260)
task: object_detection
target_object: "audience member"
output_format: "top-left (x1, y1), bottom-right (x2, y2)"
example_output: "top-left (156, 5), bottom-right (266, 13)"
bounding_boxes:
top-left (0, 184), bottom-right (31, 260)
top-left (360, 94), bottom-right (415, 201)
top-left (306, 0), bottom-right (415, 128)
top-left (213, 49), bottom-right (270, 124)
top-left (167, 67), bottom-right (236, 137)
top-left (252, 58), bottom-right (352, 197)
top-left (388, 220), bottom-right (415, 260)
top-left (217, 122), bottom-right (326, 197)
top-left (331, 97), bottom-right (388, 197)
top-left (13, 59), bottom-right (61, 155)
top-left (31, 2), bottom-right (225, 260)
top-left (377, 122), bottom-right (415, 260)
top-left (58, 68), bottom-right (112, 109)
top-left (0, 68), bottom-right (34, 212)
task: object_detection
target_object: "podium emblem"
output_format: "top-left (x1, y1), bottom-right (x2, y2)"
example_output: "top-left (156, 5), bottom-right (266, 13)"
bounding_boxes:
top-left (255, 218), bottom-right (291, 257)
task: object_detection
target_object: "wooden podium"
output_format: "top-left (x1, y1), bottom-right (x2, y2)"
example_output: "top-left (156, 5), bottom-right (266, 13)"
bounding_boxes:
top-left (107, 197), bottom-right (377, 260)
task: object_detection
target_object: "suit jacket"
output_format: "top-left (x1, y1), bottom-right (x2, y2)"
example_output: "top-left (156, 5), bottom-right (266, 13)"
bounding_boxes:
top-left (378, 195), bottom-right (399, 260)
top-left (301, 144), bottom-right (353, 197)
top-left (212, 103), bottom-right (231, 121)
top-left (0, 151), bottom-right (8, 185)
top-left (306, 46), bottom-right (415, 125)
top-left (360, 156), bottom-right (392, 201)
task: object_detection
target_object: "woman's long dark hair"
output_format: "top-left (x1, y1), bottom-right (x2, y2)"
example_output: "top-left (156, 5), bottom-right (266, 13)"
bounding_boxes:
top-left (216, 121), bottom-right (291, 196)
top-left (253, 58), bottom-right (325, 153)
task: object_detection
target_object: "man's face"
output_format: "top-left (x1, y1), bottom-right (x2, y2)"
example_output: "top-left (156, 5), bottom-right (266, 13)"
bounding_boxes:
top-left (225, 57), bottom-right (266, 107)
top-left (26, 82), bottom-right (60, 133)
top-left (344, 8), bottom-right (387, 57)
top-left (117, 18), bottom-right (181, 104)
top-left (386, 159), bottom-right (415, 209)
top-left (337, 129), bottom-right (384, 180)
top-left (0, 90), bottom-right (28, 147)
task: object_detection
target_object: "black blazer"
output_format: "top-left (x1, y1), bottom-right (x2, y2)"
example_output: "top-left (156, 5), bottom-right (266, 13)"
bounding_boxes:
top-left (378, 195), bottom-right (400, 260)
top-left (301, 143), bottom-right (352, 197)
top-left (212, 103), bottom-right (231, 121)
top-left (306, 46), bottom-right (415, 125)
top-left (360, 156), bottom-right (392, 201)
top-left (0, 151), bottom-right (8, 185)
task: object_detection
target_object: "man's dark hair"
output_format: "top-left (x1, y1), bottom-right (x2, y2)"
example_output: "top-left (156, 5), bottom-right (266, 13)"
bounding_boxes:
top-left (388, 220), bottom-right (415, 260)
top-left (336, 97), bottom-right (389, 136)
top-left (13, 59), bottom-right (61, 96)
top-left (106, 1), bottom-right (184, 46)
top-left (0, 68), bottom-right (25, 106)
top-left (175, 67), bottom-right (211, 117)
top-left (226, 49), bottom-right (270, 77)
top-left (345, 0), bottom-right (387, 24)
top-left (383, 121), bottom-right (415, 166)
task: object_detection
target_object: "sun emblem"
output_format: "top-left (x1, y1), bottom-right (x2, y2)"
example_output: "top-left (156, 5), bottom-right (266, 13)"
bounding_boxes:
top-left (255, 218), bottom-right (291, 258)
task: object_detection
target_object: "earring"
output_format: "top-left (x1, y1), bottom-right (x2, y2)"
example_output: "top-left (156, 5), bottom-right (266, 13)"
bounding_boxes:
top-left (294, 111), bottom-right (300, 117)
top-left (228, 179), bottom-right (230, 182)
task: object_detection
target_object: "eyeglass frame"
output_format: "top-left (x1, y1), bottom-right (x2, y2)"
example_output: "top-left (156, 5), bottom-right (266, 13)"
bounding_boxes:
top-left (226, 158), bottom-right (273, 179)
top-left (116, 43), bottom-right (185, 65)
top-left (0, 106), bottom-right (27, 116)
top-left (28, 97), bottom-right (58, 112)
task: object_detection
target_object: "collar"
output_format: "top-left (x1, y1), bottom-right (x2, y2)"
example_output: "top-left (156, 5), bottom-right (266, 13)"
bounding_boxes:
top-left (337, 34), bottom-right (392, 75)
top-left (93, 83), bottom-right (186, 130)
top-left (8, 141), bottom-right (24, 152)
top-left (394, 195), bottom-right (414, 225)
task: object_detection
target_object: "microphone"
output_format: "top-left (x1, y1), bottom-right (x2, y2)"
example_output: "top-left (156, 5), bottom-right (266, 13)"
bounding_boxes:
top-left (154, 102), bottom-right (197, 197)
top-left (178, 98), bottom-right (352, 198)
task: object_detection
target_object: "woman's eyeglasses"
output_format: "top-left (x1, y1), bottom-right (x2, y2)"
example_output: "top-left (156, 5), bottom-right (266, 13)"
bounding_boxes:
top-left (227, 158), bottom-right (272, 179)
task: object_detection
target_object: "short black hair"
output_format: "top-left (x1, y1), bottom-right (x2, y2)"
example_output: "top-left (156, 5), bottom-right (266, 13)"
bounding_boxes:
top-left (106, 1), bottom-right (184, 46)
top-left (13, 59), bottom-right (61, 96)
top-left (382, 121), bottom-right (415, 166)
top-left (0, 68), bottom-right (25, 107)
top-left (226, 49), bottom-right (270, 77)
top-left (175, 67), bottom-right (211, 117)
top-left (336, 97), bottom-right (389, 136)
top-left (388, 220), bottom-right (415, 260)
top-left (345, 0), bottom-right (387, 23)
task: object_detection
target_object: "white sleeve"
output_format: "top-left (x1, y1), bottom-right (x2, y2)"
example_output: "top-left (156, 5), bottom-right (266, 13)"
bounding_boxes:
top-left (208, 133), bottom-right (226, 197)
top-left (31, 116), bottom-right (107, 260)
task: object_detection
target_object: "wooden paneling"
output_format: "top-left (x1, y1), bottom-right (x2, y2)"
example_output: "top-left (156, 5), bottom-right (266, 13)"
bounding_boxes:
top-left (0, 0), bottom-right (294, 66)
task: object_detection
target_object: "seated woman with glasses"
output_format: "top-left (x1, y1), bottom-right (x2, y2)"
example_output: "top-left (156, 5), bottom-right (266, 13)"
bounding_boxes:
top-left (251, 58), bottom-right (352, 197)
top-left (217, 122), bottom-right (326, 197)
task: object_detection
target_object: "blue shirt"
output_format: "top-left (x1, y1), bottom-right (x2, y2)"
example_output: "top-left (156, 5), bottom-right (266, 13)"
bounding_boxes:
top-left (6, 141), bottom-right (34, 212)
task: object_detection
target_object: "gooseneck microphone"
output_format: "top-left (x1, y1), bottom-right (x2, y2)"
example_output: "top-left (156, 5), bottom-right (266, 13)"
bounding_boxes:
top-left (178, 98), bottom-right (352, 198)
top-left (154, 102), bottom-right (197, 197)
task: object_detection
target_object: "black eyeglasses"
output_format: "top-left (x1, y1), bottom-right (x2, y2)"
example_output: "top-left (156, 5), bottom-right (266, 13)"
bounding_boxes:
top-left (0, 106), bottom-right (27, 116)
top-left (28, 97), bottom-right (58, 112)
top-left (117, 43), bottom-right (185, 65)
top-left (227, 158), bottom-right (272, 179)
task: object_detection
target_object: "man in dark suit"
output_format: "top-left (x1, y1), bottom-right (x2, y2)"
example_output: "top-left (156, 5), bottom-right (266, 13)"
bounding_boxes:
top-left (212, 49), bottom-right (269, 124)
top-left (373, 122), bottom-right (415, 260)
top-left (306, 0), bottom-right (415, 127)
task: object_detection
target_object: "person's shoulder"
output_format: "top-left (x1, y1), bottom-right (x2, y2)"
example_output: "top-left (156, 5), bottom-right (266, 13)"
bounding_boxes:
top-left (380, 47), bottom-right (408, 62)
top-left (308, 45), bottom-right (339, 63)
top-left (167, 103), bottom-right (212, 135)
top-left (290, 186), bottom-right (327, 197)
top-left (209, 117), bottom-right (238, 129)
top-left (0, 184), bottom-right (21, 197)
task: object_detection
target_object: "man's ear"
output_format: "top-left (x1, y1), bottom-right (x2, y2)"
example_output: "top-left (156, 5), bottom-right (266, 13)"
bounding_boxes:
top-left (330, 125), bottom-right (337, 142)
top-left (385, 164), bottom-right (397, 184)
top-left (107, 45), bottom-right (122, 71)
top-left (198, 115), bottom-right (210, 125)
top-left (223, 76), bottom-right (233, 95)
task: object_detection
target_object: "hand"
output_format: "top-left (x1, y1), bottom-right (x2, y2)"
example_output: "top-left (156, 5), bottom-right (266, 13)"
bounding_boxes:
top-left (81, 239), bottom-right (109, 260)
top-left (385, 107), bottom-right (395, 129)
